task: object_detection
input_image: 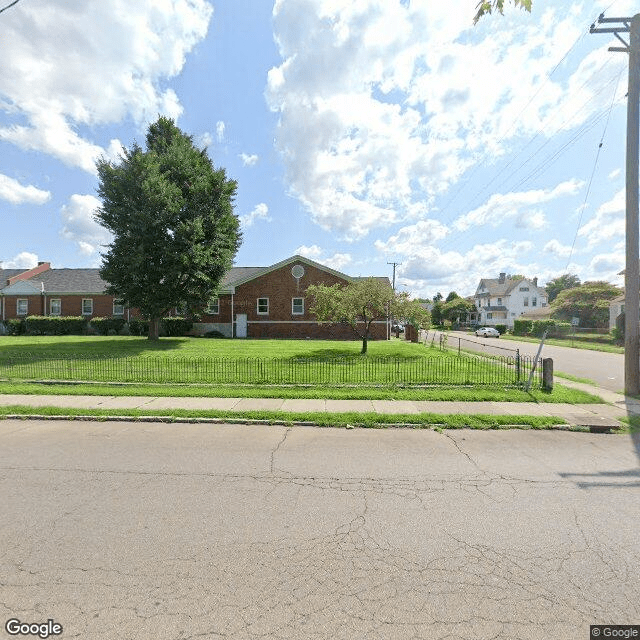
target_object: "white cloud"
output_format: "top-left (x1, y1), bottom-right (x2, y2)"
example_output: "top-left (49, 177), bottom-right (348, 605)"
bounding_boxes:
top-left (197, 132), bottom-right (214, 149)
top-left (374, 220), bottom-right (449, 255)
top-left (240, 203), bottom-right (271, 228)
top-left (578, 188), bottom-right (625, 249)
top-left (240, 153), bottom-right (259, 166)
top-left (60, 194), bottom-right (112, 256)
top-left (543, 239), bottom-right (573, 259)
top-left (0, 173), bottom-right (50, 205)
top-left (608, 168), bottom-right (622, 180)
top-left (267, 1), bottom-right (601, 239)
top-left (2, 251), bottom-right (39, 269)
top-left (216, 121), bottom-right (226, 142)
top-left (295, 244), bottom-right (352, 271)
top-left (0, 0), bottom-right (213, 172)
top-left (453, 180), bottom-right (582, 232)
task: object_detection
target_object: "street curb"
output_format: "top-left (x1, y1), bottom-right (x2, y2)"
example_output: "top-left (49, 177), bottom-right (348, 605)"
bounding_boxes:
top-left (0, 413), bottom-right (608, 432)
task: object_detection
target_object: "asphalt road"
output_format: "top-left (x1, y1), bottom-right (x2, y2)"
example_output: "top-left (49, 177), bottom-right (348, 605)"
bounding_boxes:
top-left (443, 330), bottom-right (625, 392)
top-left (1, 419), bottom-right (639, 640)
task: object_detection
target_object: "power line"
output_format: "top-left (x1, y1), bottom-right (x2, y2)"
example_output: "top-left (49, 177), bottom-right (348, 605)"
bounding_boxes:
top-left (565, 67), bottom-right (624, 269)
top-left (0, 0), bottom-right (20, 15)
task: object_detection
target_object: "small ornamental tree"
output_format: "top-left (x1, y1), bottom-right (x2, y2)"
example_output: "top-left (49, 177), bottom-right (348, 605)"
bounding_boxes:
top-left (95, 117), bottom-right (241, 340)
top-left (307, 278), bottom-right (429, 354)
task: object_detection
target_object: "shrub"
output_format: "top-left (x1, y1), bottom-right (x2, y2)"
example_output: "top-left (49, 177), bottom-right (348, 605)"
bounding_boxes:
top-left (203, 329), bottom-right (226, 338)
top-left (2, 319), bottom-right (24, 335)
top-left (127, 318), bottom-right (149, 336)
top-left (90, 316), bottom-right (127, 336)
top-left (512, 319), bottom-right (532, 336)
top-left (161, 317), bottom-right (193, 337)
top-left (24, 316), bottom-right (87, 335)
top-left (530, 320), bottom-right (557, 337)
top-left (495, 324), bottom-right (507, 335)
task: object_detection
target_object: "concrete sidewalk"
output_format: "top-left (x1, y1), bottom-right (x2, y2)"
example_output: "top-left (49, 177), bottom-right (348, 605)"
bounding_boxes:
top-left (1, 376), bottom-right (639, 430)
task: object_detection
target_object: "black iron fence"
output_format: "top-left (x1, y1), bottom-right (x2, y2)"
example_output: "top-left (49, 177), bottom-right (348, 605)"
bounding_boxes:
top-left (0, 352), bottom-right (544, 387)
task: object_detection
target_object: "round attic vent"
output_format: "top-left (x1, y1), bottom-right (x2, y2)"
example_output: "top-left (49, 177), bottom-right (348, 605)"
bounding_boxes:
top-left (291, 265), bottom-right (305, 279)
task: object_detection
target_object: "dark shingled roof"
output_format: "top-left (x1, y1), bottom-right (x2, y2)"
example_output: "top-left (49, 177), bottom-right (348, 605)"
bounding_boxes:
top-left (2, 258), bottom-right (389, 294)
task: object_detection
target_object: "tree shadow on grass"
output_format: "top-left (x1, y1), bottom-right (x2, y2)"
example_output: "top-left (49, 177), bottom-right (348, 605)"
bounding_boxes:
top-left (0, 337), bottom-right (187, 364)
top-left (285, 347), bottom-right (423, 362)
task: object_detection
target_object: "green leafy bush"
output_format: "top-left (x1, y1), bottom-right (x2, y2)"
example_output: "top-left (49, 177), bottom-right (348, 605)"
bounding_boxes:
top-left (161, 317), bottom-right (193, 337)
top-left (90, 316), bottom-right (127, 336)
top-left (2, 319), bottom-right (25, 335)
top-left (127, 319), bottom-right (149, 336)
top-left (24, 316), bottom-right (87, 335)
top-left (512, 319), bottom-right (532, 336)
top-left (495, 324), bottom-right (507, 335)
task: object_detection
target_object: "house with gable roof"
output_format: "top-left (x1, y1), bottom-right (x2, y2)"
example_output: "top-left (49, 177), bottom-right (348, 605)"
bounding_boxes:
top-left (1, 256), bottom-right (391, 340)
top-left (198, 254), bottom-right (390, 339)
top-left (473, 272), bottom-right (548, 329)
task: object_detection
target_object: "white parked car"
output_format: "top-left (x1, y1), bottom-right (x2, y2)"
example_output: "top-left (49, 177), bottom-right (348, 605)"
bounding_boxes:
top-left (475, 327), bottom-right (500, 338)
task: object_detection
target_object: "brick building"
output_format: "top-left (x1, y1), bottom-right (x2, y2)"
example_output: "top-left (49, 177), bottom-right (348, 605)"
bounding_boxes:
top-left (0, 256), bottom-right (391, 340)
top-left (0, 262), bottom-right (131, 322)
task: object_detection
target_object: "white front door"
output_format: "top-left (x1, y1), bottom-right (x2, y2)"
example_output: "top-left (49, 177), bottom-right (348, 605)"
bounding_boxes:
top-left (235, 314), bottom-right (247, 338)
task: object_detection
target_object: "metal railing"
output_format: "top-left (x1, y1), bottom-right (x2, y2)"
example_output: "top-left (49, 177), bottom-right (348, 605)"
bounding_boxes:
top-left (0, 352), bottom-right (544, 387)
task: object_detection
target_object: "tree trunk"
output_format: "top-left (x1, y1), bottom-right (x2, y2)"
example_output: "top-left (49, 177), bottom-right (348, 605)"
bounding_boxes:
top-left (361, 336), bottom-right (368, 354)
top-left (148, 317), bottom-right (161, 341)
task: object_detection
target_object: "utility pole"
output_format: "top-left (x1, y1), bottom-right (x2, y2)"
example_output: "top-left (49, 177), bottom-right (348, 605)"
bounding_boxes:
top-left (387, 261), bottom-right (401, 291)
top-left (591, 13), bottom-right (640, 396)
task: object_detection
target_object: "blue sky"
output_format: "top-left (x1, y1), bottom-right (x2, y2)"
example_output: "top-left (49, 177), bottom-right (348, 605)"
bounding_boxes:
top-left (0, 0), bottom-right (636, 299)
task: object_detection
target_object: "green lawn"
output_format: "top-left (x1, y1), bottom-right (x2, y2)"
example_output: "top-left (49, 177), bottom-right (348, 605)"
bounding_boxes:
top-left (498, 333), bottom-right (623, 354)
top-left (0, 335), bottom-right (538, 387)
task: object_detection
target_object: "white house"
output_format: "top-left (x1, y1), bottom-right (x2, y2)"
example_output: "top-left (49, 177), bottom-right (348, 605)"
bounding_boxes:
top-left (473, 273), bottom-right (548, 329)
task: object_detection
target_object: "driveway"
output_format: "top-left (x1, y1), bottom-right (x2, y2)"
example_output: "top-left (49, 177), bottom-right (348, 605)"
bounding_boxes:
top-left (444, 330), bottom-right (625, 392)
top-left (1, 419), bottom-right (638, 639)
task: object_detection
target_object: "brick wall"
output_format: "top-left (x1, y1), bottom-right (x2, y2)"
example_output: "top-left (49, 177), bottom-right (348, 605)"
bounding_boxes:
top-left (1, 294), bottom-right (141, 320)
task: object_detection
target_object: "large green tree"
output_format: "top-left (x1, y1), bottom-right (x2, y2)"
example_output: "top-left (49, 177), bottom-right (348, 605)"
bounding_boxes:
top-left (306, 278), bottom-right (430, 354)
top-left (551, 281), bottom-right (621, 328)
top-left (545, 273), bottom-right (581, 303)
top-left (95, 116), bottom-right (241, 340)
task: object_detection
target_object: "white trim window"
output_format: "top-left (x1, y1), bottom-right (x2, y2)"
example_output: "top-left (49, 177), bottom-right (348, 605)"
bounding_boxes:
top-left (257, 297), bottom-right (269, 315)
top-left (113, 300), bottom-right (125, 316)
top-left (207, 298), bottom-right (220, 315)
top-left (50, 299), bottom-right (62, 316)
top-left (17, 299), bottom-right (28, 316)
top-left (292, 297), bottom-right (304, 315)
top-left (82, 298), bottom-right (93, 315)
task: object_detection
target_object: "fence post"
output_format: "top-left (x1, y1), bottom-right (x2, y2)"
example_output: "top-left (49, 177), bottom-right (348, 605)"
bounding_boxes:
top-left (516, 349), bottom-right (521, 384)
top-left (542, 358), bottom-right (553, 391)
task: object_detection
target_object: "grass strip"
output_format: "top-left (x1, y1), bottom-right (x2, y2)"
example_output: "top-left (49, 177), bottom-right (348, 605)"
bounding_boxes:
top-left (498, 334), bottom-right (623, 354)
top-left (0, 381), bottom-right (602, 404)
top-left (0, 404), bottom-right (567, 430)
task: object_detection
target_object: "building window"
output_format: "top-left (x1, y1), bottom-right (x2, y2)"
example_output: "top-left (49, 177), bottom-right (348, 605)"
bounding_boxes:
top-left (207, 298), bottom-right (219, 314)
top-left (257, 298), bottom-right (269, 315)
top-left (50, 299), bottom-right (61, 316)
top-left (519, 286), bottom-right (529, 292)
top-left (113, 300), bottom-right (125, 316)
top-left (292, 298), bottom-right (304, 315)
top-left (17, 299), bottom-right (28, 316)
top-left (523, 297), bottom-right (529, 307)
top-left (82, 298), bottom-right (93, 315)
top-left (532, 297), bottom-right (537, 307)
top-left (497, 297), bottom-right (502, 305)
top-left (487, 313), bottom-right (493, 319)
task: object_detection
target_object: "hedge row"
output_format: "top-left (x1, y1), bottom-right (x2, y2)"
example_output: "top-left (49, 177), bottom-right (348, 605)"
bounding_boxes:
top-left (0, 316), bottom-right (194, 337)
top-left (512, 319), bottom-right (572, 337)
